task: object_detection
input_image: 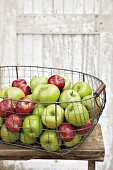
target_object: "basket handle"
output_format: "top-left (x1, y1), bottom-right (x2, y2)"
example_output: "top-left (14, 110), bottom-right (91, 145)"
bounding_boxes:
top-left (94, 83), bottom-right (106, 97)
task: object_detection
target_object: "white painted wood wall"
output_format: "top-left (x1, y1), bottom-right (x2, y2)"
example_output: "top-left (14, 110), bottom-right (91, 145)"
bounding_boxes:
top-left (0, 0), bottom-right (113, 169)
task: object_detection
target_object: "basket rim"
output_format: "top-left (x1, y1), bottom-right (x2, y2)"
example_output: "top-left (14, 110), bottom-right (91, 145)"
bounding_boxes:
top-left (0, 65), bottom-right (104, 83)
top-left (0, 65), bottom-right (106, 107)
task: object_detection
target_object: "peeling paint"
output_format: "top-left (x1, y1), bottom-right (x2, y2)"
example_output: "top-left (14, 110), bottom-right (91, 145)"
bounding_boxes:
top-left (0, 0), bottom-right (113, 170)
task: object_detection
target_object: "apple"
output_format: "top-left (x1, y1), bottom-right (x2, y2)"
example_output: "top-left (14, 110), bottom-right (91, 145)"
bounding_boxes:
top-left (64, 133), bottom-right (81, 147)
top-left (38, 84), bottom-right (60, 104)
top-left (0, 89), bottom-right (3, 101)
top-left (72, 81), bottom-right (92, 98)
top-left (4, 87), bottom-right (25, 102)
top-left (0, 117), bottom-right (3, 127)
top-left (22, 115), bottom-right (29, 121)
top-left (20, 132), bottom-right (37, 144)
top-left (32, 84), bottom-right (45, 101)
top-left (40, 130), bottom-right (62, 152)
top-left (0, 99), bottom-right (15, 117)
top-left (57, 123), bottom-right (76, 142)
top-left (23, 115), bottom-right (43, 137)
top-left (5, 114), bottom-right (22, 132)
top-left (1, 124), bottom-right (19, 142)
top-left (48, 75), bottom-right (65, 91)
top-left (0, 98), bottom-right (3, 102)
top-left (30, 76), bottom-right (48, 91)
top-left (16, 97), bottom-right (34, 115)
top-left (0, 87), bottom-right (11, 97)
top-left (41, 104), bottom-right (64, 129)
top-left (0, 89), bottom-right (2, 97)
top-left (32, 103), bottom-right (45, 117)
top-left (82, 95), bottom-right (101, 118)
top-left (58, 74), bottom-right (71, 90)
top-left (0, 89), bottom-right (2, 95)
top-left (12, 79), bottom-right (27, 87)
top-left (78, 119), bottom-right (92, 135)
top-left (59, 90), bottom-right (81, 109)
top-left (26, 94), bottom-right (33, 100)
top-left (19, 84), bottom-right (31, 96)
top-left (65, 103), bottom-right (89, 126)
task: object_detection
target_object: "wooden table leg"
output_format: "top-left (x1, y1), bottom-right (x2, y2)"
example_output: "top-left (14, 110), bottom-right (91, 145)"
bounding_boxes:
top-left (88, 160), bottom-right (95, 170)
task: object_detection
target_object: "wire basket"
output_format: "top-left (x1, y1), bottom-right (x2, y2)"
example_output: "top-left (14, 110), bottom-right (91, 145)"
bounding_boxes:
top-left (0, 66), bottom-right (106, 155)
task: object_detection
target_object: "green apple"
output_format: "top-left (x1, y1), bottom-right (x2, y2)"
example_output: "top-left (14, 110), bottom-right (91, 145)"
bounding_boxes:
top-left (20, 132), bottom-right (37, 144)
top-left (22, 114), bottom-right (30, 120)
top-left (59, 90), bottom-right (81, 109)
top-left (0, 89), bottom-right (2, 97)
top-left (0, 89), bottom-right (2, 101)
top-left (1, 124), bottom-right (19, 142)
top-left (32, 84), bottom-right (45, 101)
top-left (40, 130), bottom-right (62, 152)
top-left (38, 84), bottom-right (60, 104)
top-left (65, 103), bottom-right (89, 126)
top-left (59, 74), bottom-right (71, 90)
top-left (4, 87), bottom-right (25, 102)
top-left (23, 115), bottom-right (43, 137)
top-left (82, 95), bottom-right (101, 118)
top-left (41, 104), bottom-right (64, 129)
top-left (32, 103), bottom-right (45, 117)
top-left (26, 94), bottom-right (33, 100)
top-left (64, 133), bottom-right (81, 147)
top-left (0, 86), bottom-right (11, 97)
top-left (0, 117), bottom-right (3, 127)
top-left (30, 76), bottom-right (48, 91)
top-left (72, 82), bottom-right (92, 98)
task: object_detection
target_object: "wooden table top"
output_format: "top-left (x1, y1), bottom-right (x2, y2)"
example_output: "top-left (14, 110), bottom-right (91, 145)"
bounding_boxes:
top-left (0, 124), bottom-right (105, 161)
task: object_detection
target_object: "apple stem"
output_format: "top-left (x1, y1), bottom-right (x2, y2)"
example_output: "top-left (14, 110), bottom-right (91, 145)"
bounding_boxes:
top-left (71, 91), bottom-right (73, 96)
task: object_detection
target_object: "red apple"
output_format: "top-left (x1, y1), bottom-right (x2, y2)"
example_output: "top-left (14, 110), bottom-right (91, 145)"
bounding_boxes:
top-left (57, 123), bottom-right (76, 142)
top-left (0, 100), bottom-right (15, 117)
top-left (12, 79), bottom-right (27, 88)
top-left (19, 84), bottom-right (31, 96)
top-left (48, 75), bottom-right (65, 91)
top-left (5, 114), bottom-right (22, 132)
top-left (78, 119), bottom-right (92, 135)
top-left (16, 97), bottom-right (34, 115)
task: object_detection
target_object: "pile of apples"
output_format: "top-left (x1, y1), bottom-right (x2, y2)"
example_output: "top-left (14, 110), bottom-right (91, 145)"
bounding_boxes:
top-left (0, 74), bottom-right (101, 152)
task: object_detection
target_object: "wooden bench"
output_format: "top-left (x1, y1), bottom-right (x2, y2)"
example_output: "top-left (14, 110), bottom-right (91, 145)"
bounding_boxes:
top-left (0, 124), bottom-right (105, 170)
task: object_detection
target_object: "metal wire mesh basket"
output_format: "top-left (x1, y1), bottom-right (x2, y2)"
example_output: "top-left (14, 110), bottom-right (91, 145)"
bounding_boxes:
top-left (0, 66), bottom-right (106, 155)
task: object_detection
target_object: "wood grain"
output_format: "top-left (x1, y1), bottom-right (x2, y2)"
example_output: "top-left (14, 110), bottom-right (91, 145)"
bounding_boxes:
top-left (88, 160), bottom-right (95, 170)
top-left (16, 14), bottom-right (100, 35)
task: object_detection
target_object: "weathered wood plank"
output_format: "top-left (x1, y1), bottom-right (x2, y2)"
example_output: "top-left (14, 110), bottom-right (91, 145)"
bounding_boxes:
top-left (33, 35), bottom-right (43, 66)
top-left (88, 160), bottom-right (95, 170)
top-left (17, 34), bottom-right (24, 65)
top-left (73, 0), bottom-right (84, 14)
top-left (63, 0), bottom-right (74, 14)
top-left (0, 0), bottom-right (17, 66)
top-left (23, 35), bottom-right (33, 65)
top-left (17, 14), bottom-right (113, 35)
top-left (0, 0), bottom-right (4, 66)
top-left (101, 0), bottom-right (113, 14)
top-left (16, 14), bottom-right (100, 34)
top-left (17, 0), bottom-right (24, 14)
top-left (84, 0), bottom-right (94, 14)
top-left (100, 15), bottom-right (113, 32)
top-left (33, 0), bottom-right (43, 14)
top-left (95, 0), bottom-right (100, 14)
top-left (43, 0), bottom-right (54, 14)
top-left (24, 0), bottom-right (33, 14)
top-left (54, 0), bottom-right (63, 14)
